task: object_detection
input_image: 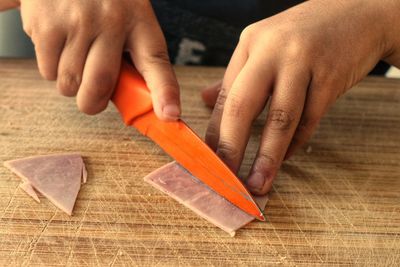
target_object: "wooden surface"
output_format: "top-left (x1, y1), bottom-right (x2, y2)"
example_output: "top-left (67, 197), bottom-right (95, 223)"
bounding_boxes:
top-left (0, 59), bottom-right (399, 266)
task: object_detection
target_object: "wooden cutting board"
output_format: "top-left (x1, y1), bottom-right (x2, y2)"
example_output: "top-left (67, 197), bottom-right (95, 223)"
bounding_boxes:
top-left (0, 60), bottom-right (399, 266)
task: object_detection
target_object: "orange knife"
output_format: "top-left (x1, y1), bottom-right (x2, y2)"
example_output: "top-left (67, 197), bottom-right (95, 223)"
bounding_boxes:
top-left (111, 61), bottom-right (265, 221)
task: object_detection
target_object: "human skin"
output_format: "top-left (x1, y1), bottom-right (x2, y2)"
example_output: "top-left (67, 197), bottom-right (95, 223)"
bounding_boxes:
top-left (1, 0), bottom-right (181, 120)
top-left (201, 0), bottom-right (400, 195)
top-left (0, 0), bottom-right (18, 10)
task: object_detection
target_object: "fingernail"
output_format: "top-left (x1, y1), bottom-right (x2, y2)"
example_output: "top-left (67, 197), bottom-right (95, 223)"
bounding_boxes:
top-left (246, 172), bottom-right (265, 191)
top-left (162, 104), bottom-right (180, 120)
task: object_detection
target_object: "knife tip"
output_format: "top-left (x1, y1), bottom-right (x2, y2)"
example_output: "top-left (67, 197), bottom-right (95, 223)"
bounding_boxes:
top-left (257, 212), bottom-right (266, 221)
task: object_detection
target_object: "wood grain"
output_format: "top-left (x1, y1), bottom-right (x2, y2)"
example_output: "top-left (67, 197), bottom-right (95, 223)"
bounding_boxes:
top-left (0, 59), bottom-right (399, 266)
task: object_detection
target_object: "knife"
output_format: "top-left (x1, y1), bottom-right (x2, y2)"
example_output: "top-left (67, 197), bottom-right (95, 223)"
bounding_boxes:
top-left (111, 61), bottom-right (265, 221)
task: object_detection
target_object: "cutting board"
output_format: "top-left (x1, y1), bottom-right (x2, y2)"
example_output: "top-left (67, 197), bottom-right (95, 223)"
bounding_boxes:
top-left (0, 60), bottom-right (399, 266)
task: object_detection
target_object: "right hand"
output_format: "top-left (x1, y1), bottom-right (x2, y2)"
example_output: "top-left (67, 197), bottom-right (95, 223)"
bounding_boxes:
top-left (19, 0), bottom-right (181, 120)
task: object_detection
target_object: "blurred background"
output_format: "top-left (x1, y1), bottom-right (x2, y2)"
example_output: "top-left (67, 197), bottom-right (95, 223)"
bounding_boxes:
top-left (0, 9), bottom-right (34, 58)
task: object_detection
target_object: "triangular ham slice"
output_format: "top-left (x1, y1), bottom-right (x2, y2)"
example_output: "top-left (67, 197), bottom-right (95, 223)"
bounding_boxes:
top-left (19, 181), bottom-right (40, 203)
top-left (4, 153), bottom-right (86, 215)
top-left (82, 164), bottom-right (88, 184)
top-left (144, 162), bottom-right (268, 236)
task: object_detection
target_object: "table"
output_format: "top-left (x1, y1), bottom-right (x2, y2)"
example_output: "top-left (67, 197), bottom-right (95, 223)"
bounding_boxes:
top-left (0, 60), bottom-right (399, 266)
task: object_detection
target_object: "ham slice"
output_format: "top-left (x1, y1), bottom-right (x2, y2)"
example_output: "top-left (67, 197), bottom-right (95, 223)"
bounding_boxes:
top-left (144, 162), bottom-right (268, 236)
top-left (3, 153), bottom-right (87, 215)
top-left (19, 181), bottom-right (40, 203)
top-left (82, 164), bottom-right (88, 184)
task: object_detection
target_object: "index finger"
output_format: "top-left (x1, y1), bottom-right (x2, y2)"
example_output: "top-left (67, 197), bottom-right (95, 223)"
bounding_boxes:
top-left (126, 5), bottom-right (180, 121)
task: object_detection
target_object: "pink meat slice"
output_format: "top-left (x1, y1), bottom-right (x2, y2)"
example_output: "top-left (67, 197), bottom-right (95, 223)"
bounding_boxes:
top-left (4, 153), bottom-right (86, 215)
top-left (19, 181), bottom-right (40, 203)
top-left (144, 162), bottom-right (268, 236)
top-left (82, 164), bottom-right (88, 184)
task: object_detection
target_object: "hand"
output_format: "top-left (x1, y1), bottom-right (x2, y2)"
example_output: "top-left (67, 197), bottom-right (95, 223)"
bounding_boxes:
top-left (19, 0), bottom-right (180, 120)
top-left (202, 0), bottom-right (400, 195)
top-left (0, 0), bottom-right (19, 10)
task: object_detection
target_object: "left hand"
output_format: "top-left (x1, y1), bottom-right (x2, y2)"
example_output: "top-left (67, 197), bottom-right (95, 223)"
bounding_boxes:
top-left (201, 0), bottom-right (400, 195)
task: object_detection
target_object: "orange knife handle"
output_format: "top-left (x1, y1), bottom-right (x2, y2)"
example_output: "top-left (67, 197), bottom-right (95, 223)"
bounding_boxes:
top-left (112, 61), bottom-right (153, 125)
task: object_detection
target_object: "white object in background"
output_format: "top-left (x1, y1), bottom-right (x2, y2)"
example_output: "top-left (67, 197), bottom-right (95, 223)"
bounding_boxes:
top-left (0, 9), bottom-right (35, 58)
top-left (386, 66), bottom-right (400, 78)
top-left (175, 38), bottom-right (206, 65)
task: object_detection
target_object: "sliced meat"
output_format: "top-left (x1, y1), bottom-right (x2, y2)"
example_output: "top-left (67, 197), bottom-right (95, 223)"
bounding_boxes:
top-left (4, 153), bottom-right (87, 215)
top-left (19, 181), bottom-right (40, 203)
top-left (82, 164), bottom-right (88, 184)
top-left (144, 162), bottom-right (268, 236)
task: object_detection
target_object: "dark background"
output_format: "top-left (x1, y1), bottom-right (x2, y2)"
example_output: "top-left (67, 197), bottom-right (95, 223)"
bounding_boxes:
top-left (152, 0), bottom-right (389, 74)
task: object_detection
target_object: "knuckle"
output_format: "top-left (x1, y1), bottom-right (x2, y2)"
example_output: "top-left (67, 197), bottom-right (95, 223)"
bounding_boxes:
top-left (239, 24), bottom-right (256, 43)
top-left (224, 92), bottom-right (247, 118)
top-left (205, 133), bottom-right (218, 151)
top-left (271, 28), bottom-right (312, 56)
top-left (70, 13), bottom-right (89, 32)
top-left (286, 38), bottom-right (307, 58)
top-left (100, 1), bottom-right (121, 19)
top-left (69, 8), bottom-right (83, 24)
top-left (68, 6), bottom-right (103, 37)
top-left (68, 13), bottom-right (96, 38)
top-left (266, 109), bottom-right (295, 131)
top-left (214, 87), bottom-right (228, 111)
top-left (205, 131), bottom-right (218, 146)
top-left (139, 50), bottom-right (171, 75)
top-left (279, 38), bottom-right (312, 67)
top-left (259, 153), bottom-right (276, 167)
top-left (254, 152), bottom-right (278, 175)
top-left (217, 140), bottom-right (240, 162)
top-left (160, 83), bottom-right (180, 100)
top-left (57, 73), bottom-right (80, 97)
top-left (205, 123), bottom-right (219, 142)
top-left (158, 79), bottom-right (179, 92)
top-left (35, 23), bottom-right (58, 38)
top-left (146, 50), bottom-right (170, 65)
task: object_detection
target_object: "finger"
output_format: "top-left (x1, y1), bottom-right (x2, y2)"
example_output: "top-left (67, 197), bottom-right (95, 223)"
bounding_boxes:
top-left (0, 1), bottom-right (19, 11)
top-left (32, 25), bottom-right (66, 80)
top-left (57, 30), bottom-right (92, 97)
top-left (215, 58), bottom-right (274, 173)
top-left (245, 68), bottom-right (310, 195)
top-left (284, 83), bottom-right (333, 160)
top-left (205, 44), bottom-right (248, 151)
top-left (76, 31), bottom-right (124, 115)
top-left (201, 80), bottom-right (222, 108)
top-left (127, 10), bottom-right (180, 121)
